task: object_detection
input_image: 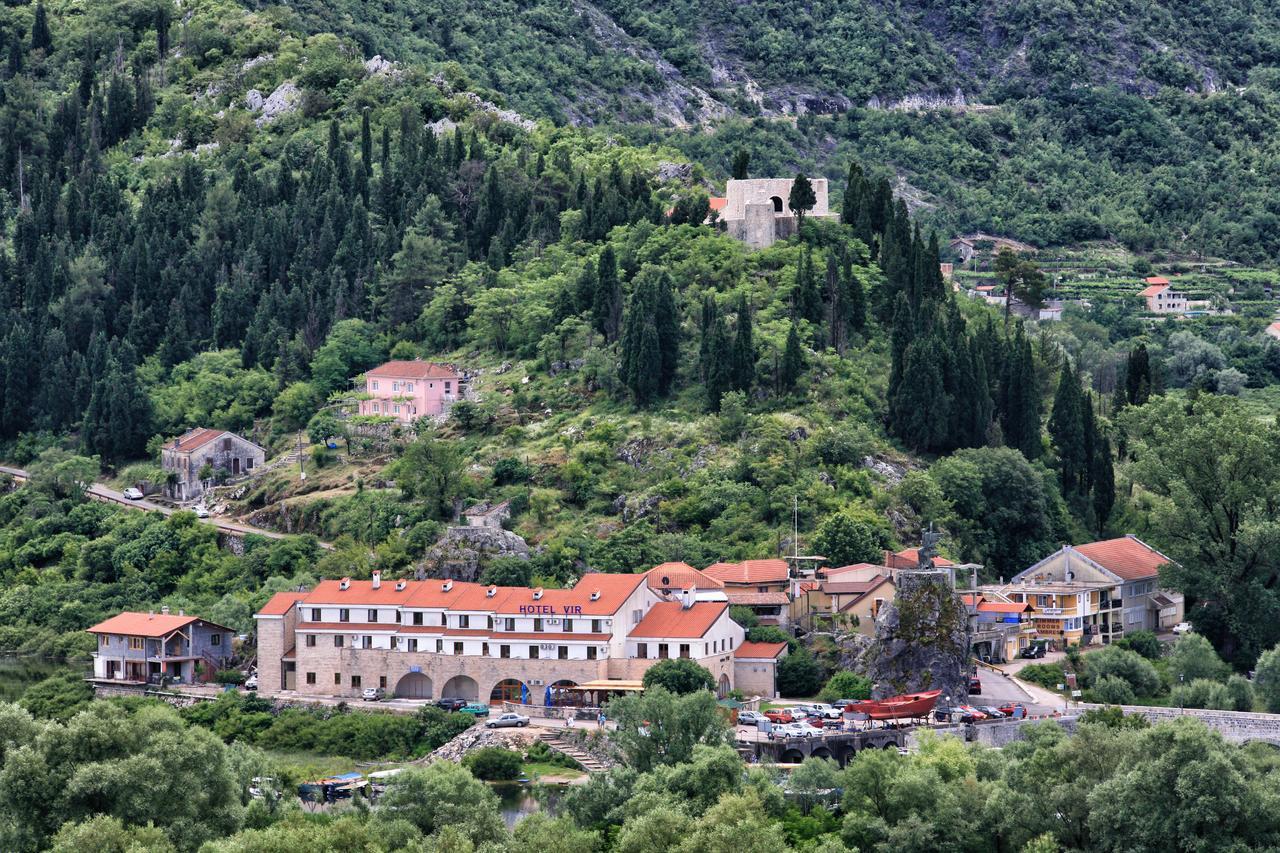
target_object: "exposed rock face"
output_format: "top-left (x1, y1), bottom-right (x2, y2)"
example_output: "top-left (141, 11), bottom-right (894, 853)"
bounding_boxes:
top-left (426, 727), bottom-right (536, 763)
top-left (419, 525), bottom-right (530, 582)
top-left (863, 570), bottom-right (969, 703)
top-left (246, 82), bottom-right (300, 126)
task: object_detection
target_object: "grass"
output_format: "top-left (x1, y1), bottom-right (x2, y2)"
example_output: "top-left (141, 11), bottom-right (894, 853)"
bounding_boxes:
top-left (265, 749), bottom-right (408, 784)
top-left (520, 760), bottom-right (586, 781)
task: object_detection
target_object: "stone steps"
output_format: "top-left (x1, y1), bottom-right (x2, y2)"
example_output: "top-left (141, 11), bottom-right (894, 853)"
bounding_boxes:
top-left (536, 732), bottom-right (609, 773)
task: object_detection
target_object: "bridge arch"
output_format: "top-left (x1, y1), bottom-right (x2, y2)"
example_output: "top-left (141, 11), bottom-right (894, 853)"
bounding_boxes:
top-left (780, 748), bottom-right (806, 764)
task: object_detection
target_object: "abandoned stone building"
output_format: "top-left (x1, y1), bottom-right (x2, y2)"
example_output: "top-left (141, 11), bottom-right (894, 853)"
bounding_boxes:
top-left (712, 178), bottom-right (838, 249)
top-left (161, 428), bottom-right (266, 502)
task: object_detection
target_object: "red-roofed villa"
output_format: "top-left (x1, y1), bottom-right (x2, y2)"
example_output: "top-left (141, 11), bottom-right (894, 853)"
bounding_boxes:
top-left (359, 360), bottom-right (464, 422)
top-left (88, 608), bottom-right (234, 685)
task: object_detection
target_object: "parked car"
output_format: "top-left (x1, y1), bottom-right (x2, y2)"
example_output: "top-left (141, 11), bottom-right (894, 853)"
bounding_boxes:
top-left (785, 706), bottom-right (813, 720)
top-left (361, 687), bottom-right (386, 702)
top-left (243, 674), bottom-right (258, 691)
top-left (437, 697), bottom-right (469, 712)
top-left (976, 705), bottom-right (1006, 719)
top-left (958, 705), bottom-right (988, 721)
top-left (1172, 622), bottom-right (1194, 635)
top-left (968, 677), bottom-right (982, 695)
top-left (194, 505), bottom-right (210, 518)
top-left (802, 702), bottom-right (841, 720)
top-left (737, 711), bottom-right (767, 726)
top-left (775, 722), bottom-right (818, 738)
top-left (1020, 644), bottom-right (1047, 659)
top-left (486, 712), bottom-right (530, 728)
top-left (998, 703), bottom-right (1027, 719)
top-left (763, 710), bottom-right (793, 724)
top-left (122, 487), bottom-right (144, 500)
top-left (459, 703), bottom-right (490, 717)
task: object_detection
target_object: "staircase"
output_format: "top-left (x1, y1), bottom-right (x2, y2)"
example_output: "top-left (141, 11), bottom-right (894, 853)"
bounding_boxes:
top-left (536, 731), bottom-right (610, 773)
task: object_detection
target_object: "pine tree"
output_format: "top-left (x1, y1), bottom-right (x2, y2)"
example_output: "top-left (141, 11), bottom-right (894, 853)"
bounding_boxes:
top-left (788, 174), bottom-right (816, 228)
top-left (847, 259), bottom-right (866, 333)
top-left (592, 245), bottom-right (622, 342)
top-left (730, 296), bottom-right (755, 393)
top-left (780, 322), bottom-right (804, 393)
top-left (31, 2), bottom-right (51, 53)
top-left (1048, 367), bottom-right (1086, 495)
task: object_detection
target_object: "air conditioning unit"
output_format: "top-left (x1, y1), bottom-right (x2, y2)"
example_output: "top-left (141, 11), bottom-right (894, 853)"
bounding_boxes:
top-left (530, 679), bottom-right (544, 686)
top-left (547, 618), bottom-right (561, 625)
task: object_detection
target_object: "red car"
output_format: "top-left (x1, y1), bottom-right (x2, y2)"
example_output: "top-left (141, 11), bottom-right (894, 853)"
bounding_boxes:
top-left (764, 710), bottom-right (793, 724)
top-left (998, 703), bottom-right (1027, 719)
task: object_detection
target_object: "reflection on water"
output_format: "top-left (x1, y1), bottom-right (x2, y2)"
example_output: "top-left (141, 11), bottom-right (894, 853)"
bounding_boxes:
top-left (0, 657), bottom-right (88, 702)
top-left (493, 783), bottom-right (565, 828)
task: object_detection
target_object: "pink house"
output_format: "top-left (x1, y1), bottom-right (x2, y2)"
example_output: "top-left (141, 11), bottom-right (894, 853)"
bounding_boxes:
top-left (358, 360), bottom-right (461, 423)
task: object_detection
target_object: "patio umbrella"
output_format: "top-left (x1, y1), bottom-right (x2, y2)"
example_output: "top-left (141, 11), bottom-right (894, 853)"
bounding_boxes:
top-left (521, 683), bottom-right (529, 704)
top-left (544, 686), bottom-right (552, 706)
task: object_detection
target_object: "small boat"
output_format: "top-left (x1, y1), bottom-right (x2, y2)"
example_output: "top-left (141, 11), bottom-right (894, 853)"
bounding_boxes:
top-left (845, 690), bottom-right (942, 720)
top-left (517, 776), bottom-right (531, 784)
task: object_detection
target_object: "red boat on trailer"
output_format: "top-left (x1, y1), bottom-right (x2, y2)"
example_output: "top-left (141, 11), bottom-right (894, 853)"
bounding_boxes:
top-left (845, 689), bottom-right (942, 720)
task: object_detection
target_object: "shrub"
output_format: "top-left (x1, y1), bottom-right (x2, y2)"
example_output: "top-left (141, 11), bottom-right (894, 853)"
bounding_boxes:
top-left (1166, 634), bottom-right (1230, 684)
top-left (1171, 678), bottom-right (1231, 710)
top-left (492, 456), bottom-right (532, 485)
top-left (215, 669), bottom-right (245, 685)
top-left (1115, 629), bottom-right (1161, 660)
top-left (463, 747), bottom-right (523, 781)
top-left (1224, 675), bottom-right (1255, 712)
top-left (819, 671), bottom-right (872, 703)
top-left (1083, 646), bottom-right (1162, 697)
top-left (1087, 675), bottom-right (1135, 705)
top-left (729, 606), bottom-right (759, 630)
top-left (642, 659), bottom-right (716, 695)
top-left (1254, 644), bottom-right (1280, 713)
top-left (1018, 663), bottom-right (1066, 690)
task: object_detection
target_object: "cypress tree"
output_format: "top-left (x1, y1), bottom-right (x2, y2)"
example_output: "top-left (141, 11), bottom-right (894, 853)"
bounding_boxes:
top-left (730, 296), bottom-right (755, 393)
top-left (888, 293), bottom-right (912, 402)
top-left (1048, 367), bottom-right (1086, 495)
top-left (620, 271), bottom-right (676, 405)
top-left (592, 245), bottom-right (622, 342)
top-left (360, 109), bottom-right (373, 175)
top-left (794, 248), bottom-right (822, 322)
top-left (847, 259), bottom-right (866, 334)
top-left (574, 259), bottom-right (598, 318)
top-left (653, 271), bottom-right (678, 391)
top-left (1092, 433), bottom-right (1116, 536)
top-left (1125, 343), bottom-right (1152, 406)
top-left (31, 2), bottom-right (51, 53)
top-left (1000, 327), bottom-right (1040, 459)
top-left (701, 296), bottom-right (732, 411)
top-left (892, 336), bottom-right (949, 452)
top-left (842, 163), bottom-right (864, 226)
top-left (731, 149), bottom-right (750, 180)
top-left (780, 322), bottom-right (804, 393)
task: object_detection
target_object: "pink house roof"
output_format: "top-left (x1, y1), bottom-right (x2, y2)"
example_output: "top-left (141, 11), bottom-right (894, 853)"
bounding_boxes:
top-left (709, 197), bottom-right (727, 212)
top-left (1139, 284), bottom-right (1169, 298)
top-left (735, 640), bottom-right (787, 659)
top-left (1143, 276), bottom-right (1171, 286)
top-left (1265, 321), bottom-right (1280, 340)
top-left (366, 360), bottom-right (459, 380)
top-left (702, 559), bottom-right (789, 585)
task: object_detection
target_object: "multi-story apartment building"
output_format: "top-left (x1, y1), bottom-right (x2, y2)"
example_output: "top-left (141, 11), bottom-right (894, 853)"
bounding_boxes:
top-left (980, 536), bottom-right (1184, 649)
top-left (254, 570), bottom-right (747, 703)
top-left (358, 360), bottom-right (462, 423)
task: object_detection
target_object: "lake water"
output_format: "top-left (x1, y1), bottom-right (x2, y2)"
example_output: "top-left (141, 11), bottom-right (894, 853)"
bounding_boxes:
top-left (0, 656), bottom-right (88, 703)
top-left (494, 783), bottom-right (565, 828)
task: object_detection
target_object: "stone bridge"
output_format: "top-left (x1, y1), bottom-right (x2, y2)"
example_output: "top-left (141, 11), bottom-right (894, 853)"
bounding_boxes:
top-left (743, 729), bottom-right (905, 767)
top-left (1076, 703), bottom-right (1280, 745)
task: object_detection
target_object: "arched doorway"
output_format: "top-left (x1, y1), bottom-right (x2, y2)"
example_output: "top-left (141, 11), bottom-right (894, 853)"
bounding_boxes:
top-left (547, 679), bottom-right (578, 707)
top-left (770, 195), bottom-right (784, 213)
top-left (490, 678), bottom-right (528, 704)
top-left (394, 671), bottom-right (433, 699)
top-left (717, 674), bottom-right (731, 698)
top-left (440, 675), bottom-right (479, 702)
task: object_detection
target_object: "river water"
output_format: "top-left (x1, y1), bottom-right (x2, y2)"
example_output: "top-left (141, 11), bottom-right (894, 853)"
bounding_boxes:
top-left (0, 656), bottom-right (88, 702)
top-left (494, 783), bottom-right (566, 828)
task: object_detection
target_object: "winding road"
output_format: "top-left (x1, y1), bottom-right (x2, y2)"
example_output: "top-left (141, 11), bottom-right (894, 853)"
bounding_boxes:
top-left (0, 464), bottom-right (332, 549)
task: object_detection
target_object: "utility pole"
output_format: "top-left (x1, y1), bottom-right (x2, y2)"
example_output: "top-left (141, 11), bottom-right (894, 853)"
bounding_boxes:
top-left (297, 430), bottom-right (306, 481)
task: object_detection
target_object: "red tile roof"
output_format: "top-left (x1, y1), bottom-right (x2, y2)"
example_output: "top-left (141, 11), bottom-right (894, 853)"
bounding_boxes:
top-left (87, 612), bottom-right (230, 637)
top-left (736, 641), bottom-right (788, 659)
top-left (258, 592), bottom-right (308, 616)
top-left (962, 593), bottom-right (982, 607)
top-left (724, 591), bottom-right (790, 606)
top-left (709, 197), bottom-right (727, 212)
top-left (366, 360), bottom-right (459, 380)
top-left (825, 562), bottom-right (890, 578)
top-left (702, 559), bottom-right (789, 585)
top-left (169, 428), bottom-right (228, 453)
top-left (304, 579), bottom-right (423, 606)
top-left (1139, 284), bottom-right (1170, 298)
top-left (404, 580), bottom-right (482, 609)
top-left (1143, 276), bottom-right (1171, 286)
top-left (978, 601), bottom-right (1031, 614)
top-left (646, 563), bottom-right (724, 591)
top-left (885, 549), bottom-right (955, 570)
top-left (821, 579), bottom-right (890, 595)
top-left (492, 574), bottom-right (647, 616)
top-left (1074, 536), bottom-right (1170, 581)
top-left (630, 601), bottom-right (728, 639)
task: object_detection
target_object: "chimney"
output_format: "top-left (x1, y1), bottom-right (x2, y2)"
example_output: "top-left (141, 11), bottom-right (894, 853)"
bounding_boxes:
top-left (681, 588), bottom-right (694, 609)
top-left (148, 610), bottom-right (154, 618)
top-left (371, 571), bottom-right (382, 590)
top-left (161, 605), bottom-right (170, 615)
top-left (178, 609), bottom-right (184, 616)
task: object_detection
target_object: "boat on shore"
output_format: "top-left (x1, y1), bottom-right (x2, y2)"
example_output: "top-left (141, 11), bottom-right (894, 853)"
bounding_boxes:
top-left (846, 689), bottom-right (942, 720)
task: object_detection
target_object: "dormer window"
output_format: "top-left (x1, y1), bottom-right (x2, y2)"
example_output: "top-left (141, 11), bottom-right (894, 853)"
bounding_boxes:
top-left (339, 578), bottom-right (350, 590)
top-left (532, 588), bottom-right (544, 600)
top-left (442, 580), bottom-right (453, 592)
top-left (395, 580), bottom-right (406, 591)
top-left (486, 587), bottom-right (497, 598)
top-left (589, 590), bottom-right (600, 601)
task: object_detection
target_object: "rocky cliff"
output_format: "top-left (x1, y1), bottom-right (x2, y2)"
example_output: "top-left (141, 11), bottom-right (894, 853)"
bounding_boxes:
top-left (863, 570), bottom-right (970, 703)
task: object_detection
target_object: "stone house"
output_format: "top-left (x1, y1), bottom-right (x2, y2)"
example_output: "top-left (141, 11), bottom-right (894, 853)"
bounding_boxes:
top-left (732, 640), bottom-right (788, 699)
top-left (359, 360), bottom-right (462, 423)
top-left (712, 178), bottom-right (838, 249)
top-left (1140, 278), bottom-right (1188, 314)
top-left (88, 609), bottom-right (234, 684)
top-left (161, 428), bottom-right (265, 502)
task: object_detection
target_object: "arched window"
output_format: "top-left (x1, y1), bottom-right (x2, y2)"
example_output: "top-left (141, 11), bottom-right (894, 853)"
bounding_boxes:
top-left (770, 196), bottom-right (784, 213)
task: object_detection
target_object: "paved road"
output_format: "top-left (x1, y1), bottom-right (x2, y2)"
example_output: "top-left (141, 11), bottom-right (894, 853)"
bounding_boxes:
top-left (0, 464), bottom-right (332, 549)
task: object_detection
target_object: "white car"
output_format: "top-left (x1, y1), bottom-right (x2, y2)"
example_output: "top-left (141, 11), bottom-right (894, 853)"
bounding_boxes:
top-left (122, 487), bottom-right (144, 500)
top-left (485, 712), bottom-right (530, 728)
top-left (1172, 622), bottom-right (1194, 635)
top-left (194, 505), bottom-right (210, 518)
top-left (785, 706), bottom-right (812, 720)
top-left (775, 722), bottom-right (819, 738)
top-left (803, 702), bottom-right (840, 719)
top-left (244, 675), bottom-right (258, 690)
top-left (362, 687), bottom-right (386, 701)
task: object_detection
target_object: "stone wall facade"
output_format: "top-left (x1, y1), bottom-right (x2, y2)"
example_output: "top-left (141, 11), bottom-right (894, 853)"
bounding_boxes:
top-left (1076, 703), bottom-right (1280, 744)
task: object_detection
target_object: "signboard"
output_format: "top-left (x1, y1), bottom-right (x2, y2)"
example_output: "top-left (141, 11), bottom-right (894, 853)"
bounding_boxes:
top-left (519, 605), bottom-right (584, 615)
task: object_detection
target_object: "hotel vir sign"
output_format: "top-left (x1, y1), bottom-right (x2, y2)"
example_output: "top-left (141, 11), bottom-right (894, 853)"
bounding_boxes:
top-left (519, 605), bottom-right (584, 615)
